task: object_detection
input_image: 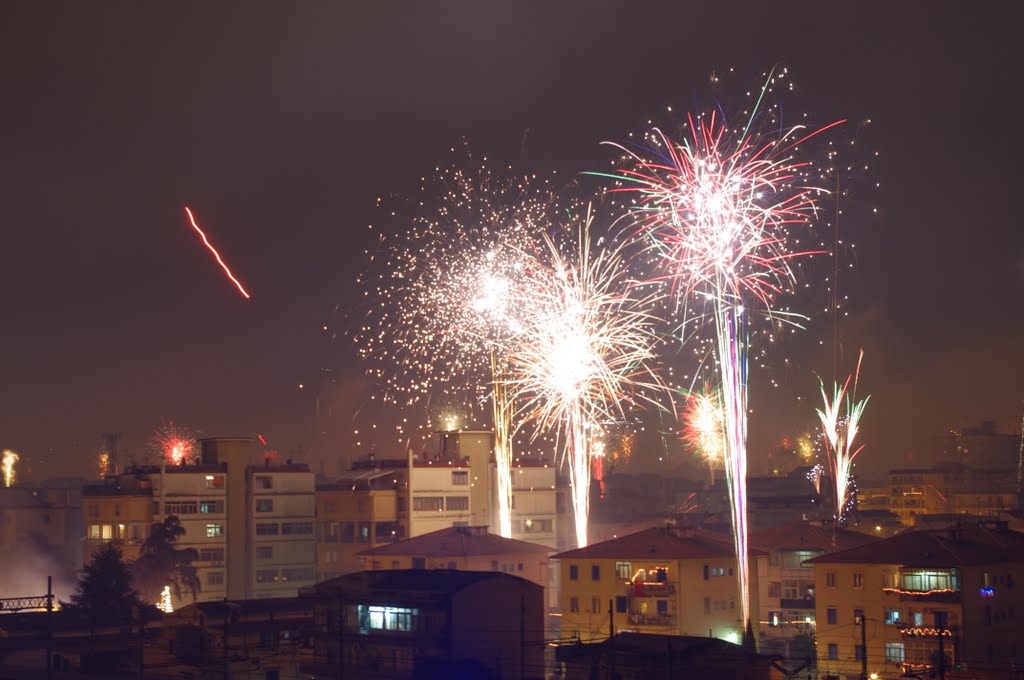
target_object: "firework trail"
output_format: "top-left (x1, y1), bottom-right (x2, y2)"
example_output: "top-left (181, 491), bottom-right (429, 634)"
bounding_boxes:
top-left (184, 206), bottom-right (251, 300)
top-left (604, 71), bottom-right (841, 627)
top-left (2, 449), bottom-right (18, 487)
top-left (506, 206), bottom-right (665, 548)
top-left (681, 385), bottom-right (725, 483)
top-left (816, 350), bottom-right (869, 521)
top-left (152, 421), bottom-right (198, 466)
top-left (355, 161), bottom-right (552, 537)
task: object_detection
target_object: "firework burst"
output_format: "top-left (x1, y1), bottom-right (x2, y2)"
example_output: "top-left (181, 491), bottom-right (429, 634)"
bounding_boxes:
top-left (681, 385), bottom-right (725, 481)
top-left (506, 206), bottom-right (665, 547)
top-left (604, 70), bottom-right (842, 627)
top-left (816, 350), bottom-right (869, 521)
top-left (2, 449), bottom-right (19, 487)
top-left (152, 422), bottom-right (198, 466)
top-left (355, 158), bottom-right (554, 537)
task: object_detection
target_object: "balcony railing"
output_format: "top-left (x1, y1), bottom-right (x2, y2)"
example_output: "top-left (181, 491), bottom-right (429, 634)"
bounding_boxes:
top-left (624, 581), bottom-right (676, 598)
top-left (882, 587), bottom-right (961, 603)
top-left (627, 613), bottom-right (674, 627)
top-left (780, 597), bottom-right (815, 610)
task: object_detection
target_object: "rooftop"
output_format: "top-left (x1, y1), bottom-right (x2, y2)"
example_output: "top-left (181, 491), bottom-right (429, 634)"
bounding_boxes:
top-left (308, 568), bottom-right (536, 599)
top-left (553, 526), bottom-right (765, 561)
top-left (358, 525), bottom-right (551, 559)
top-left (748, 520), bottom-right (877, 554)
top-left (807, 522), bottom-right (1024, 567)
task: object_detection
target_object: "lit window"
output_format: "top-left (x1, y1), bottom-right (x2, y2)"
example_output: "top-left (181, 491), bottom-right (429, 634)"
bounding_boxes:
top-left (204, 476), bottom-right (224, 489)
top-left (885, 642), bottom-right (905, 662)
top-left (206, 523), bottom-right (224, 538)
top-left (885, 607), bottom-right (900, 625)
top-left (615, 562), bottom-right (632, 580)
top-left (357, 605), bottom-right (418, 633)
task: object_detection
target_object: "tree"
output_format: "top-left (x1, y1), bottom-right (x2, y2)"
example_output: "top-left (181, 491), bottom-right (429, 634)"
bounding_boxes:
top-left (131, 515), bottom-right (201, 604)
top-left (65, 543), bottom-right (142, 624)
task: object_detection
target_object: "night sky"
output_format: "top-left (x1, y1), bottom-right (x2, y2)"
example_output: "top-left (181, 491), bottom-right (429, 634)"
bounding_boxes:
top-left (2, 3), bottom-right (1021, 482)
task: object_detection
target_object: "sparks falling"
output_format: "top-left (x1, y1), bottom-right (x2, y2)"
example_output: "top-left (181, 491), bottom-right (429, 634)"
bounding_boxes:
top-left (184, 206), bottom-right (251, 300)
top-left (606, 70), bottom-right (841, 628)
top-left (98, 451), bottom-right (110, 478)
top-left (355, 159), bottom-right (552, 538)
top-left (152, 422), bottom-right (198, 466)
top-left (816, 350), bottom-right (870, 521)
top-left (506, 206), bottom-right (665, 548)
top-left (681, 386), bottom-right (725, 482)
top-left (2, 450), bottom-right (18, 487)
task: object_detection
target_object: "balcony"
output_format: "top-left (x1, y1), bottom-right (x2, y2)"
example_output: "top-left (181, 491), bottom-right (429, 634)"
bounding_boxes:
top-left (882, 588), bottom-right (961, 604)
top-left (627, 613), bottom-right (674, 628)
top-left (883, 569), bottom-right (961, 603)
top-left (624, 581), bottom-right (676, 598)
top-left (780, 597), bottom-right (815, 610)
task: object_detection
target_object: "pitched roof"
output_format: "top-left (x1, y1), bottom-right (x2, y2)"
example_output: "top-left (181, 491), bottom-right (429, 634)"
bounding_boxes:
top-left (553, 526), bottom-right (764, 561)
top-left (358, 525), bottom-right (551, 559)
top-left (807, 523), bottom-right (1024, 567)
top-left (309, 568), bottom-right (536, 598)
top-left (748, 521), bottom-right (877, 554)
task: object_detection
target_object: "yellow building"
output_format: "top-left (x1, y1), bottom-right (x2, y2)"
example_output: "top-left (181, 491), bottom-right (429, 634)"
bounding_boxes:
top-left (889, 464), bottom-right (1016, 526)
top-left (83, 483), bottom-right (156, 563)
top-left (808, 522), bottom-right (1024, 680)
top-left (552, 526), bottom-right (760, 645)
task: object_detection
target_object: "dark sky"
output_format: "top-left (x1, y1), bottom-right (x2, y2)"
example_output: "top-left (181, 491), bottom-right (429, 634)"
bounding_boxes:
top-left (2, 3), bottom-right (1021, 482)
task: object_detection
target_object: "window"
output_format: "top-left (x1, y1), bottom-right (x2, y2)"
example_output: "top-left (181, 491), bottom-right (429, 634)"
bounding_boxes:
top-left (256, 523), bottom-right (279, 536)
top-left (657, 599), bottom-right (668, 615)
top-left (769, 582), bottom-right (781, 598)
top-left (615, 596), bottom-right (627, 613)
top-left (899, 569), bottom-right (960, 592)
top-left (523, 518), bottom-right (552, 533)
top-left (782, 580), bottom-right (803, 600)
top-left (357, 605), bottom-right (418, 634)
top-left (569, 565), bottom-right (578, 581)
top-left (358, 523), bottom-right (370, 543)
top-left (411, 557), bottom-right (426, 569)
top-left (591, 597), bottom-right (600, 613)
top-left (281, 521), bottom-right (313, 535)
top-left (340, 522), bottom-right (355, 543)
top-left (855, 645), bottom-right (865, 661)
top-left (827, 643), bottom-right (838, 661)
top-left (166, 501), bottom-right (198, 515)
top-left (913, 611), bottom-right (924, 626)
top-left (204, 475), bottom-right (224, 489)
top-left (199, 547), bottom-right (224, 562)
top-left (281, 567), bottom-right (314, 582)
top-left (825, 571), bottom-right (836, 588)
top-left (827, 607), bottom-right (837, 625)
top-left (255, 499), bottom-right (273, 513)
top-left (452, 471), bottom-right (469, 486)
top-left (206, 523), bottom-right (224, 538)
top-left (254, 476), bottom-right (272, 490)
top-left (569, 597), bottom-right (579, 613)
top-left (87, 504), bottom-right (99, 517)
top-left (412, 496), bottom-right (444, 512)
top-left (256, 569), bottom-right (278, 583)
top-left (255, 545), bottom-right (273, 560)
top-left (885, 607), bottom-right (900, 625)
top-left (445, 496), bottom-right (469, 511)
top-left (447, 561), bottom-right (457, 570)
top-left (207, 572), bottom-right (224, 586)
top-left (703, 565), bottom-right (709, 580)
top-left (591, 565), bottom-right (601, 581)
top-left (199, 500), bottom-right (224, 514)
top-left (853, 572), bottom-right (864, 589)
top-left (885, 642), bottom-right (905, 662)
top-left (615, 562), bottom-right (632, 580)
top-left (376, 522), bottom-right (400, 541)
top-left (854, 608), bottom-right (864, 624)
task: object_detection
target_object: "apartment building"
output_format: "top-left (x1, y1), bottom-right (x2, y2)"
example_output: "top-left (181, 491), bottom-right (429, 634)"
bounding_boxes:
top-left (315, 429), bottom-right (562, 582)
top-left (552, 526), bottom-right (761, 644)
top-left (82, 438), bottom-right (315, 608)
top-left (888, 463), bottom-right (1017, 526)
top-left (808, 521), bottom-right (1024, 680)
top-left (749, 521), bottom-right (877, 659)
top-left (305, 569), bottom-right (545, 679)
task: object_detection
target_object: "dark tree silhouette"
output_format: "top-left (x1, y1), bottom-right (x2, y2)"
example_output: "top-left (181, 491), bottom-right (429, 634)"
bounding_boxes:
top-left (131, 515), bottom-right (200, 604)
top-left (65, 543), bottom-right (142, 624)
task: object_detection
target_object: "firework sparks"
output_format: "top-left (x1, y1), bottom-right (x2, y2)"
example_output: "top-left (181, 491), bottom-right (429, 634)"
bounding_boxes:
top-left (355, 160), bottom-right (552, 538)
top-left (98, 451), bottom-right (110, 478)
top-left (2, 450), bottom-right (19, 487)
top-left (184, 206), bottom-right (251, 300)
top-left (606, 70), bottom-right (841, 628)
top-left (816, 350), bottom-right (870, 521)
top-left (507, 206), bottom-right (665, 548)
top-left (157, 585), bottom-right (173, 613)
top-left (152, 422), bottom-right (198, 466)
top-left (681, 385), bottom-right (724, 482)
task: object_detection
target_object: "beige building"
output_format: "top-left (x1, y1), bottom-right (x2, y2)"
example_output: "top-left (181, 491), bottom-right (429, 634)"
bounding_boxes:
top-left (749, 521), bottom-right (877, 660)
top-left (808, 522), bottom-right (1024, 680)
top-left (83, 438), bottom-right (316, 608)
top-left (552, 526), bottom-right (761, 645)
top-left (888, 464), bottom-right (1017, 526)
top-left (315, 429), bottom-right (563, 582)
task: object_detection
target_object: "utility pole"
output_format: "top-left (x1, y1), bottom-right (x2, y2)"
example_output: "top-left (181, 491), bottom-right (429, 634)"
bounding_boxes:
top-left (858, 613), bottom-right (868, 680)
top-left (520, 595), bottom-right (526, 680)
top-left (608, 599), bottom-right (615, 680)
top-left (45, 576), bottom-right (53, 680)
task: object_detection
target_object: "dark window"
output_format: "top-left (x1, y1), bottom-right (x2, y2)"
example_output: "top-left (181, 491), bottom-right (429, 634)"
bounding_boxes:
top-left (569, 597), bottom-right (579, 613)
top-left (615, 596), bottom-right (627, 613)
top-left (656, 600), bottom-right (668, 615)
top-left (412, 557), bottom-right (426, 569)
top-left (569, 565), bottom-right (578, 581)
top-left (591, 565), bottom-right (600, 581)
top-left (828, 643), bottom-right (838, 660)
top-left (855, 645), bottom-right (865, 661)
top-left (827, 608), bottom-right (837, 625)
top-left (703, 565), bottom-right (709, 580)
